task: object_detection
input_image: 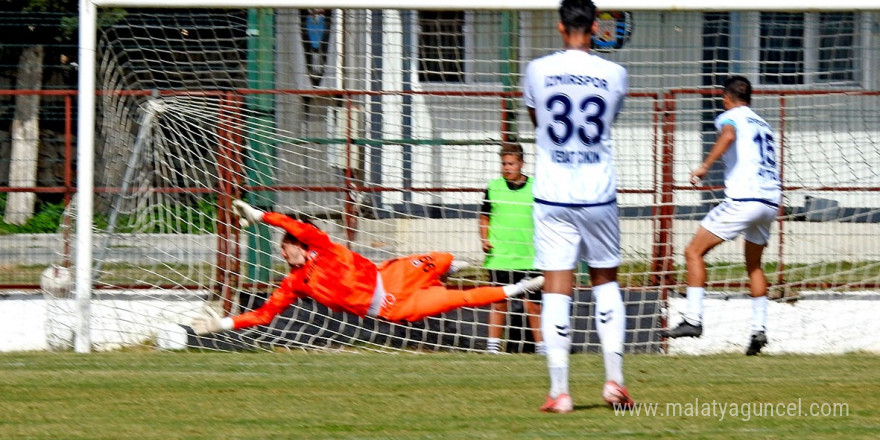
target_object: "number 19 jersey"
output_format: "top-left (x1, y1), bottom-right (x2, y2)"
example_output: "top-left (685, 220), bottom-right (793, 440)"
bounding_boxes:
top-left (523, 50), bottom-right (628, 205)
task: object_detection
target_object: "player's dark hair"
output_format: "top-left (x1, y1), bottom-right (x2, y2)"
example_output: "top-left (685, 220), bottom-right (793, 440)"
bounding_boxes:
top-left (723, 75), bottom-right (752, 105)
top-left (281, 232), bottom-right (303, 248)
top-left (559, 0), bottom-right (597, 33)
top-left (499, 142), bottom-right (524, 161)
top-left (280, 215), bottom-right (318, 249)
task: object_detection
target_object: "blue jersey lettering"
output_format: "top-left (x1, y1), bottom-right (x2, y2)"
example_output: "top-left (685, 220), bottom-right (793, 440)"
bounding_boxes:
top-left (552, 150), bottom-right (600, 165)
top-left (544, 74), bottom-right (609, 90)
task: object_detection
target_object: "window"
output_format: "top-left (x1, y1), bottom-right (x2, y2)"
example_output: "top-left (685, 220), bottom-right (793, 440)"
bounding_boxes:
top-left (759, 13), bottom-right (805, 85)
top-left (817, 13), bottom-right (856, 83)
top-left (417, 11), bottom-right (504, 83)
top-left (418, 11), bottom-right (464, 83)
top-left (759, 12), bottom-right (858, 86)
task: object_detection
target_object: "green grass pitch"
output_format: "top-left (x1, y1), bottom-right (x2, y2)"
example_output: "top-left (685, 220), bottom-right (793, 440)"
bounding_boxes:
top-left (1, 351), bottom-right (877, 439)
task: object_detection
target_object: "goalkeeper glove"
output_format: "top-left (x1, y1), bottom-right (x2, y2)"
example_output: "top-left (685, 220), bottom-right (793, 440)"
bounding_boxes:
top-left (231, 199), bottom-right (265, 228)
top-left (191, 307), bottom-right (234, 335)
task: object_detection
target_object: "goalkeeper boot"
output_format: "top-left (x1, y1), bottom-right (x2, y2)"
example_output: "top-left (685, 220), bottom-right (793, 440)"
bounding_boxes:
top-left (660, 320), bottom-right (703, 338)
top-left (746, 331), bottom-right (768, 356)
top-left (540, 393), bottom-right (573, 414)
top-left (502, 276), bottom-right (545, 298)
top-left (602, 381), bottom-right (635, 409)
top-left (507, 276), bottom-right (545, 298)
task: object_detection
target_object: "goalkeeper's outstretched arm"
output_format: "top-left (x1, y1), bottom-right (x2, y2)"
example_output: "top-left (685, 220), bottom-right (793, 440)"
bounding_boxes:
top-left (191, 289), bottom-right (296, 335)
top-left (231, 199), bottom-right (265, 228)
top-left (191, 199), bottom-right (304, 335)
top-left (190, 307), bottom-right (233, 335)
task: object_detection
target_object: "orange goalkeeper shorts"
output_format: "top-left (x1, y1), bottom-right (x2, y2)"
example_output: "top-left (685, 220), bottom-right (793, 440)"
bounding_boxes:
top-left (376, 252), bottom-right (506, 322)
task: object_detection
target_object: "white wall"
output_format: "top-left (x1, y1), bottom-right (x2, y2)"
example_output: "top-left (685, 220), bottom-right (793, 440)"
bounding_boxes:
top-left (665, 294), bottom-right (880, 355)
top-left (3, 291), bottom-right (878, 354)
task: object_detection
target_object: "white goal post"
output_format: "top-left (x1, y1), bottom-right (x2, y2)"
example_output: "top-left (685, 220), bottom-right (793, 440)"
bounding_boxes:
top-left (71, 0), bottom-right (880, 354)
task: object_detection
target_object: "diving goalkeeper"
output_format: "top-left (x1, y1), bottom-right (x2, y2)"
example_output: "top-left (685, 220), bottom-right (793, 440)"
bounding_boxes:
top-left (191, 200), bottom-right (544, 335)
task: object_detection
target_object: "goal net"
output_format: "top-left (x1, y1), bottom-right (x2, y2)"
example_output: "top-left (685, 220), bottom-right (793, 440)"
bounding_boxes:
top-left (60, 2), bottom-right (880, 354)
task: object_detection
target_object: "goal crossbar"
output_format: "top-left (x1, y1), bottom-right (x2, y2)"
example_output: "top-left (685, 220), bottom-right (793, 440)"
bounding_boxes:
top-left (87, 0), bottom-right (879, 11)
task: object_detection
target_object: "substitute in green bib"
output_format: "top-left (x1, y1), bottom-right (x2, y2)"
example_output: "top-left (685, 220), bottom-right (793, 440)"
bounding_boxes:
top-left (479, 142), bottom-right (545, 354)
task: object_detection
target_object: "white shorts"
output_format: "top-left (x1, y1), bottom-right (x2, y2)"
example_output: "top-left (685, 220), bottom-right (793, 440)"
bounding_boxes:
top-left (533, 201), bottom-right (620, 271)
top-left (701, 199), bottom-right (778, 245)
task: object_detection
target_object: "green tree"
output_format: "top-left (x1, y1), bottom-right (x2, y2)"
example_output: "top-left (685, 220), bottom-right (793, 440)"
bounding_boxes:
top-left (1, 1), bottom-right (77, 224)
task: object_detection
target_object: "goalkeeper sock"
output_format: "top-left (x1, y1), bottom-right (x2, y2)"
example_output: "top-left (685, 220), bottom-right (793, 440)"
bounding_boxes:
top-left (684, 286), bottom-right (705, 326)
top-left (594, 281), bottom-right (626, 385)
top-left (751, 295), bottom-right (768, 333)
top-left (541, 293), bottom-right (572, 398)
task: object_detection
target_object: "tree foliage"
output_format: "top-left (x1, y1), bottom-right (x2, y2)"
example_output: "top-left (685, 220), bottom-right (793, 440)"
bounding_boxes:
top-left (0, 1), bottom-right (79, 44)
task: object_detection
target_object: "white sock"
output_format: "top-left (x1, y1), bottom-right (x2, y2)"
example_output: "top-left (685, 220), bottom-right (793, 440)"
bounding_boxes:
top-left (604, 352), bottom-right (624, 385)
top-left (541, 293), bottom-right (572, 398)
top-left (534, 341), bottom-right (547, 355)
top-left (751, 295), bottom-right (768, 333)
top-left (486, 337), bottom-right (501, 353)
top-left (594, 282), bottom-right (626, 385)
top-left (684, 286), bottom-right (705, 326)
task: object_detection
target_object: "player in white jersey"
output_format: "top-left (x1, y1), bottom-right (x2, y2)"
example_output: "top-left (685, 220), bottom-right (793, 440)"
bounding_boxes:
top-left (662, 75), bottom-right (782, 356)
top-left (522, 0), bottom-right (632, 413)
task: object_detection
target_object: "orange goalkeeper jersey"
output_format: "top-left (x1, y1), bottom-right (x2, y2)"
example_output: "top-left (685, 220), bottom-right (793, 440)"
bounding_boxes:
top-left (231, 212), bottom-right (379, 329)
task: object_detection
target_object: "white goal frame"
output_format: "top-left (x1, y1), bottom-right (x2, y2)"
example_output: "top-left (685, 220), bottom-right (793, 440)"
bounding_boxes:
top-left (76, 0), bottom-right (878, 352)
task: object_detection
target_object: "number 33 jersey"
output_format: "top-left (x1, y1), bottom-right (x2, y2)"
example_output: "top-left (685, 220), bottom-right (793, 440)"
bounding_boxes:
top-left (715, 106), bottom-right (782, 205)
top-left (523, 50), bottom-right (627, 205)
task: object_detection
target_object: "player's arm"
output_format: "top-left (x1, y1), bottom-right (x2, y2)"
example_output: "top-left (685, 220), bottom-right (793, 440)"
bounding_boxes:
top-left (479, 189), bottom-right (492, 252)
top-left (262, 211), bottom-right (332, 248)
top-left (232, 199), bottom-right (332, 248)
top-left (230, 286), bottom-right (297, 330)
top-left (612, 67), bottom-right (629, 122)
top-left (690, 124), bottom-right (736, 185)
top-left (522, 63), bottom-right (537, 127)
top-left (191, 285), bottom-right (297, 335)
top-left (479, 215), bottom-right (492, 253)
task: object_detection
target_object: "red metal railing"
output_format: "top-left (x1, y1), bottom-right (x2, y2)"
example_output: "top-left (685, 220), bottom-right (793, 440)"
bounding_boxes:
top-left (2, 87), bottom-right (877, 292)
